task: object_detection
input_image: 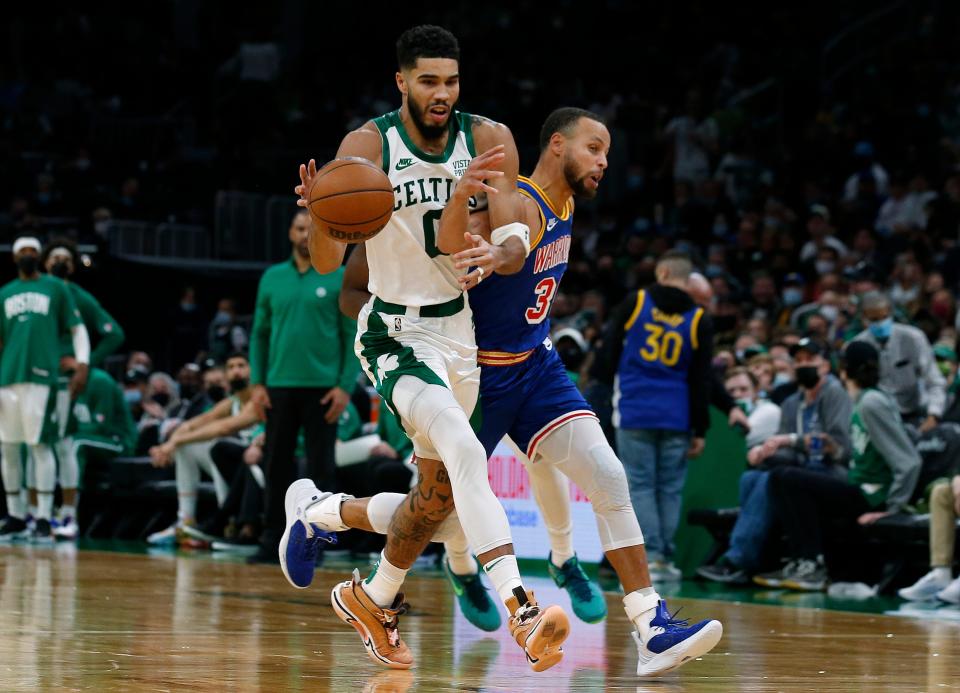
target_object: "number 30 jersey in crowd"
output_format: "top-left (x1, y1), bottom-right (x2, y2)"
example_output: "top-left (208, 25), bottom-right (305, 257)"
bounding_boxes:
top-left (467, 176), bottom-right (597, 461)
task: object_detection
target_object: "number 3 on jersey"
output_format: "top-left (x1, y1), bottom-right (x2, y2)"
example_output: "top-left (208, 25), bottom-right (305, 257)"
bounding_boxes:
top-left (525, 277), bottom-right (557, 324)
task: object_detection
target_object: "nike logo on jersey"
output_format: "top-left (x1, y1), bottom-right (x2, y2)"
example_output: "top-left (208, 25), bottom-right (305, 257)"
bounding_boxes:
top-left (546, 218), bottom-right (558, 231)
top-left (395, 158), bottom-right (415, 171)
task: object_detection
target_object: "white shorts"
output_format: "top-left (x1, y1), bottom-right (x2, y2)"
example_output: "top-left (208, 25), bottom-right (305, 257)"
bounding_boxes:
top-left (355, 295), bottom-right (480, 459)
top-left (0, 383), bottom-right (52, 445)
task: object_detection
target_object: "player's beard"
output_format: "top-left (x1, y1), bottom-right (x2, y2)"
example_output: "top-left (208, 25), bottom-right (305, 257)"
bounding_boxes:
top-left (408, 95), bottom-right (453, 142)
top-left (563, 156), bottom-right (598, 199)
top-left (295, 241), bottom-right (310, 259)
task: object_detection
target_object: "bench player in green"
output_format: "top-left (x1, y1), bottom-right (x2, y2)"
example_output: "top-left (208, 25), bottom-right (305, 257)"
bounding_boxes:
top-left (42, 237), bottom-right (125, 539)
top-left (0, 237), bottom-right (90, 543)
top-left (281, 25), bottom-right (572, 672)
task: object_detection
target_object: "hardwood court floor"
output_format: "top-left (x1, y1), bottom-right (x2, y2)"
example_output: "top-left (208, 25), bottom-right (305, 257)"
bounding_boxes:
top-left (0, 545), bottom-right (958, 692)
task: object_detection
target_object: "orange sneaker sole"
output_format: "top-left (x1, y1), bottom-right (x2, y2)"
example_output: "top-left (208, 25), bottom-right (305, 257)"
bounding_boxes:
top-left (523, 605), bottom-right (570, 672)
top-left (330, 581), bottom-right (414, 670)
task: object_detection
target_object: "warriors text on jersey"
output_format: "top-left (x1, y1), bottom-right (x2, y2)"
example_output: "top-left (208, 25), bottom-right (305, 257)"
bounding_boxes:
top-left (369, 110), bottom-right (477, 307)
top-left (469, 175), bottom-right (572, 361)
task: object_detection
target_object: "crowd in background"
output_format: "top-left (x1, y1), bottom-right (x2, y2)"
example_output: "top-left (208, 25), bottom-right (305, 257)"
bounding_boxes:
top-left (0, 4), bottom-right (959, 596)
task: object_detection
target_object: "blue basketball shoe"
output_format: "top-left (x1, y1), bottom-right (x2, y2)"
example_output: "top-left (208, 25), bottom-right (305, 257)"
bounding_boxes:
top-left (633, 600), bottom-right (723, 677)
top-left (279, 479), bottom-right (338, 589)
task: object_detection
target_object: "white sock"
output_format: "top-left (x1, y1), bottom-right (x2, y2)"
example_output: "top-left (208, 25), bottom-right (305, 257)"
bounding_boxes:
top-left (445, 545), bottom-right (478, 575)
top-left (483, 554), bottom-right (523, 608)
top-left (31, 445), bottom-right (56, 520)
top-left (362, 551), bottom-right (408, 607)
top-left (933, 566), bottom-right (952, 582)
top-left (623, 587), bottom-right (661, 642)
top-left (29, 503), bottom-right (38, 518)
top-left (59, 504), bottom-right (77, 520)
top-left (549, 541), bottom-right (575, 569)
top-left (37, 492), bottom-right (54, 520)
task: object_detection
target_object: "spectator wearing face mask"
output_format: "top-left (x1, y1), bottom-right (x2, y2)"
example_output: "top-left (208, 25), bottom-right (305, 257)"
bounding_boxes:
top-left (758, 341), bottom-right (920, 592)
top-left (202, 364), bottom-right (228, 404)
top-left (146, 352), bottom-right (262, 545)
top-left (122, 365), bottom-right (150, 419)
top-left (208, 298), bottom-right (249, 365)
top-left (135, 372), bottom-right (180, 454)
top-left (697, 339), bottom-right (850, 584)
top-left (724, 367), bottom-right (781, 449)
top-left (853, 291), bottom-right (946, 432)
top-left (779, 273), bottom-right (806, 324)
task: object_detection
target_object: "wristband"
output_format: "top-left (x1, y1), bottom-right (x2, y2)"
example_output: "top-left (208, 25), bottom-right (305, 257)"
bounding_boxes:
top-left (491, 222), bottom-right (531, 258)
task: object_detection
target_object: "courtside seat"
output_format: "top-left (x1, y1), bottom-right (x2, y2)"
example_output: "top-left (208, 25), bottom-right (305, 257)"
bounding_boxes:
top-left (79, 456), bottom-right (217, 540)
top-left (688, 507), bottom-right (960, 592)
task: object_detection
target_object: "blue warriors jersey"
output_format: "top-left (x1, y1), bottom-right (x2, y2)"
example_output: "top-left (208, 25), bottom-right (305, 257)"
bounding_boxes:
top-left (470, 176), bottom-right (572, 364)
top-left (614, 289), bottom-right (704, 431)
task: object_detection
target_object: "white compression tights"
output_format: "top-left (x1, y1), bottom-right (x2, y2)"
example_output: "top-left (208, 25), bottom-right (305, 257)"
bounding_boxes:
top-left (57, 437), bottom-right (80, 489)
top-left (359, 417), bottom-right (643, 556)
top-left (174, 441), bottom-right (229, 521)
top-left (391, 376), bottom-right (512, 555)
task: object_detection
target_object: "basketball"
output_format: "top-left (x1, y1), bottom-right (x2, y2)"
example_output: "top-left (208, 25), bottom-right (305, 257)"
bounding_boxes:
top-left (308, 157), bottom-right (395, 243)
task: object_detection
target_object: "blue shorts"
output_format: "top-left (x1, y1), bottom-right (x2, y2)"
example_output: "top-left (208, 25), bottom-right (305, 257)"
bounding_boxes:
top-left (477, 343), bottom-right (597, 460)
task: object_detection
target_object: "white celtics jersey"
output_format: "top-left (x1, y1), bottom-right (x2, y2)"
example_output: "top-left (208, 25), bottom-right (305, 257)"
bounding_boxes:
top-left (368, 110), bottom-right (477, 307)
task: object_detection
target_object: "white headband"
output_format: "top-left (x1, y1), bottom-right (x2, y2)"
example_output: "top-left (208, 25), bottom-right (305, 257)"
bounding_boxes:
top-left (12, 237), bottom-right (41, 254)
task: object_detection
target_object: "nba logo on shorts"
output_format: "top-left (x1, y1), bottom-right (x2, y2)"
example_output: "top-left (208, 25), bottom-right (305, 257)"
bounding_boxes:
top-left (394, 317), bottom-right (402, 332)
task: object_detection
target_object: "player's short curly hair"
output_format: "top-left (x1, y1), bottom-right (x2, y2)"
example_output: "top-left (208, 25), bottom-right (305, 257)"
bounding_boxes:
top-left (396, 25), bottom-right (460, 70)
top-left (41, 235), bottom-right (78, 266)
top-left (539, 107), bottom-right (605, 151)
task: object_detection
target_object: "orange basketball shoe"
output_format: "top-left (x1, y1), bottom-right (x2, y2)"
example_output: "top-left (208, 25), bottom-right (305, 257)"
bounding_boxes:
top-left (505, 588), bottom-right (570, 672)
top-left (331, 569), bottom-right (414, 670)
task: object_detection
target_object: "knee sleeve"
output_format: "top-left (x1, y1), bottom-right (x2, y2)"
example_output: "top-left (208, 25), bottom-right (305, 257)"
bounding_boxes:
top-left (57, 437), bottom-right (79, 489)
top-left (540, 417), bottom-right (643, 552)
top-left (366, 492), bottom-right (407, 535)
top-left (400, 381), bottom-right (511, 554)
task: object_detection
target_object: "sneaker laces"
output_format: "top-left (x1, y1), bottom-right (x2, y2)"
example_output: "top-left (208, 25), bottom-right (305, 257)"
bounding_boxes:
top-left (793, 559), bottom-right (820, 578)
top-left (648, 604), bottom-right (691, 638)
top-left (514, 602), bottom-right (542, 625)
top-left (381, 600), bottom-right (410, 648)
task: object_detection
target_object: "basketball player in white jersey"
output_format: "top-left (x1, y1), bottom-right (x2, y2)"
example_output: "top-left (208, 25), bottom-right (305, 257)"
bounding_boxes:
top-left (280, 25), bottom-right (570, 672)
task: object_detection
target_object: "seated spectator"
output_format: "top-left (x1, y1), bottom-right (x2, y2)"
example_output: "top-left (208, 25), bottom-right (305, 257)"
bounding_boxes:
top-left (769, 353), bottom-right (797, 404)
top-left (182, 432), bottom-right (267, 553)
top-left (122, 365), bottom-right (150, 423)
top-left (697, 340), bottom-right (849, 584)
top-left (126, 351), bottom-right (153, 373)
top-left (756, 341), bottom-right (921, 591)
top-left (898, 474), bottom-right (960, 604)
top-left (135, 371), bottom-right (181, 454)
top-left (145, 353), bottom-right (262, 545)
top-left (202, 363), bottom-right (228, 404)
top-left (854, 291), bottom-right (946, 431)
top-left (723, 368), bottom-right (781, 449)
top-left (746, 354), bottom-right (775, 398)
top-left (937, 345), bottom-right (960, 423)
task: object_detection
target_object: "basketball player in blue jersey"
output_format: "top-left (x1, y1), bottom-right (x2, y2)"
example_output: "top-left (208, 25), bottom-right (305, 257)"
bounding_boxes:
top-left (326, 108), bottom-right (724, 677)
